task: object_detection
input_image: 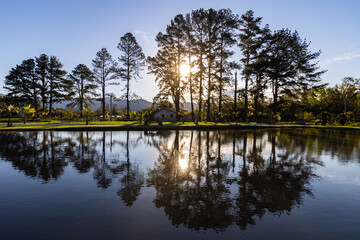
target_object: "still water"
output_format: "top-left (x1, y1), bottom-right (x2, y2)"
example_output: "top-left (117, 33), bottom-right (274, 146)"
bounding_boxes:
top-left (0, 129), bottom-right (359, 240)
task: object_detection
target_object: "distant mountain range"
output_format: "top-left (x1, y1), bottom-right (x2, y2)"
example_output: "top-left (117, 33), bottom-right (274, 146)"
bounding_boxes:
top-left (1, 93), bottom-right (196, 111)
top-left (54, 98), bottom-right (194, 111)
top-left (53, 98), bottom-right (153, 111)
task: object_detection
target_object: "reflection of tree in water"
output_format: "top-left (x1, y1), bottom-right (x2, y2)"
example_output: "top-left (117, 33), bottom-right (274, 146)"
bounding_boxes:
top-left (1, 129), bottom-right (359, 226)
top-left (0, 132), bottom-right (68, 182)
top-left (147, 130), bottom-right (321, 231)
top-left (66, 131), bottom-right (97, 173)
top-left (0, 131), bottom-right (144, 207)
top-left (147, 131), bottom-right (233, 231)
top-left (116, 131), bottom-right (144, 206)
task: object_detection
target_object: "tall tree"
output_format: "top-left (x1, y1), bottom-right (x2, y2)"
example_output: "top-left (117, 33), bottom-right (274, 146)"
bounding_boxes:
top-left (215, 9), bottom-right (238, 121)
top-left (4, 58), bottom-right (39, 112)
top-left (191, 9), bottom-right (207, 121)
top-left (338, 77), bottom-right (360, 125)
top-left (267, 29), bottom-right (325, 102)
top-left (92, 48), bottom-right (118, 120)
top-left (117, 33), bottom-right (146, 119)
top-left (148, 16), bottom-right (186, 121)
top-left (204, 8), bottom-right (220, 122)
top-left (183, 13), bottom-right (197, 121)
top-left (48, 56), bottom-right (70, 116)
top-left (68, 64), bottom-right (97, 118)
top-left (248, 26), bottom-right (270, 121)
top-left (238, 10), bottom-right (265, 122)
top-left (35, 54), bottom-right (49, 110)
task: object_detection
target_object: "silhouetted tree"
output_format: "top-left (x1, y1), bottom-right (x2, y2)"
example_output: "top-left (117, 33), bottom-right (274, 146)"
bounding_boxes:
top-left (92, 47), bottom-right (118, 119)
top-left (68, 64), bottom-right (97, 118)
top-left (47, 56), bottom-right (70, 116)
top-left (4, 58), bottom-right (39, 111)
top-left (238, 10), bottom-right (267, 122)
top-left (35, 54), bottom-right (49, 110)
top-left (118, 33), bottom-right (146, 119)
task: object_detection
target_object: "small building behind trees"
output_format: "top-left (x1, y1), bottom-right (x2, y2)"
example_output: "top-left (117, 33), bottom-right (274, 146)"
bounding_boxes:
top-left (268, 98), bottom-right (307, 124)
top-left (153, 108), bottom-right (177, 122)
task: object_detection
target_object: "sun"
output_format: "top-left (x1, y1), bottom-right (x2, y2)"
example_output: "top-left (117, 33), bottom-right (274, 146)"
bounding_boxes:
top-left (179, 63), bottom-right (190, 78)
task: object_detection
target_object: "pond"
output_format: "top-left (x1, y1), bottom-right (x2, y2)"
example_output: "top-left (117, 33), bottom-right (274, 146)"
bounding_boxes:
top-left (0, 129), bottom-right (359, 240)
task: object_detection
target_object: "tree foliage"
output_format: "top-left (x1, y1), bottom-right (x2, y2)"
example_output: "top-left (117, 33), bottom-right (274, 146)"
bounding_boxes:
top-left (118, 32), bottom-right (146, 119)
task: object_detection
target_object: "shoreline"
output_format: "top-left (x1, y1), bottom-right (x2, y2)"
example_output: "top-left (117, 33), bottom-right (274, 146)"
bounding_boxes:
top-left (1, 122), bottom-right (360, 131)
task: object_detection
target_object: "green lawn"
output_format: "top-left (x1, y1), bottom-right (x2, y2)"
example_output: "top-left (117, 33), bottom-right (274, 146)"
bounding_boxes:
top-left (1, 120), bottom-right (360, 131)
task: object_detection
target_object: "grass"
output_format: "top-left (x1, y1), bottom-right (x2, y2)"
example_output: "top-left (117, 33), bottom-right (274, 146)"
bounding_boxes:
top-left (1, 120), bottom-right (360, 131)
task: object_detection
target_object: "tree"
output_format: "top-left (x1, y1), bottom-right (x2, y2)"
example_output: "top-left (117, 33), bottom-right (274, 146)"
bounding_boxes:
top-left (338, 77), bottom-right (359, 125)
top-left (48, 56), bottom-right (70, 116)
top-left (215, 9), bottom-right (238, 121)
top-left (191, 9), bottom-right (207, 121)
top-left (267, 29), bottom-right (325, 102)
top-left (238, 10), bottom-right (266, 123)
top-left (148, 18), bottom-right (186, 121)
top-left (183, 13), bottom-right (197, 121)
top-left (248, 26), bottom-right (270, 121)
top-left (35, 54), bottom-right (49, 110)
top-left (68, 64), bottom-right (97, 118)
top-left (82, 104), bottom-right (94, 125)
top-left (4, 104), bottom-right (20, 127)
top-left (92, 48), bottom-right (118, 120)
top-left (117, 33), bottom-right (146, 119)
top-left (4, 58), bottom-right (39, 112)
top-left (22, 104), bottom-right (36, 124)
top-left (204, 8), bottom-right (220, 122)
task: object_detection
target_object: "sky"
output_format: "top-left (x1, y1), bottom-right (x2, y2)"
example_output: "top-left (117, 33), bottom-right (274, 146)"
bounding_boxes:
top-left (0, 0), bottom-right (359, 101)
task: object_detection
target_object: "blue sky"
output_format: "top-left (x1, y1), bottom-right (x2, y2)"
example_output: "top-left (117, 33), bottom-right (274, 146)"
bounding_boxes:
top-left (0, 0), bottom-right (359, 101)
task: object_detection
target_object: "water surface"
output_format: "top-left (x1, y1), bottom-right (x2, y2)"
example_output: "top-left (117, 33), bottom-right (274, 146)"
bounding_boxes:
top-left (0, 129), bottom-right (359, 240)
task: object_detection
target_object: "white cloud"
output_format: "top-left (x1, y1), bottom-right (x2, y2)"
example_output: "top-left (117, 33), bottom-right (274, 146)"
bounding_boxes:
top-left (325, 52), bottom-right (360, 64)
top-left (134, 30), bottom-right (150, 42)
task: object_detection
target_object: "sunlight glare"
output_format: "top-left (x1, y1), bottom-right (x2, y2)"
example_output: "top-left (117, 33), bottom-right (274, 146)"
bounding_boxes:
top-left (180, 63), bottom-right (190, 78)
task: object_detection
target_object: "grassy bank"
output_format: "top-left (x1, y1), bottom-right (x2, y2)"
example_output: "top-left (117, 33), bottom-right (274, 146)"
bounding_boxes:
top-left (1, 121), bottom-right (360, 131)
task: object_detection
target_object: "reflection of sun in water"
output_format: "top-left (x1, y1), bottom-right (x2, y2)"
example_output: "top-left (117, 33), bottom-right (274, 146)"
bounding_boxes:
top-left (180, 63), bottom-right (190, 78)
top-left (178, 156), bottom-right (189, 171)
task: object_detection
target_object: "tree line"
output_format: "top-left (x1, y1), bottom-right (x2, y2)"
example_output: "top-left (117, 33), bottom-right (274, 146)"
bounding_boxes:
top-left (2, 32), bottom-right (145, 120)
top-left (148, 8), bottom-right (326, 122)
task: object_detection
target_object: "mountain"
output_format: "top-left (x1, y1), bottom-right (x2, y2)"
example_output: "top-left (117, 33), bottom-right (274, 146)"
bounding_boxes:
top-left (53, 98), bottom-right (152, 111)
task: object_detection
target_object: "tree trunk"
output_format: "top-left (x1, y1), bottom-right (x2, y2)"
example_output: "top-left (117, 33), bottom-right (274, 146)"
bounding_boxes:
top-left (244, 49), bottom-right (249, 123)
top-left (218, 43), bottom-right (224, 122)
top-left (233, 72), bottom-right (237, 122)
top-left (80, 99), bottom-right (83, 118)
top-left (244, 76), bottom-right (249, 123)
top-left (102, 82), bottom-right (106, 120)
top-left (188, 47), bottom-right (194, 122)
top-left (198, 34), bottom-right (204, 121)
top-left (110, 96), bottom-right (113, 121)
top-left (126, 77), bottom-right (130, 119)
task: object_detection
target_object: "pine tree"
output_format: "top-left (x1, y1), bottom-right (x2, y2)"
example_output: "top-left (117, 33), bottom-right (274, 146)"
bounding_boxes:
top-left (191, 9), bottom-right (207, 121)
top-left (35, 54), bottom-right (49, 110)
top-left (68, 64), bottom-right (97, 118)
top-left (148, 16), bottom-right (186, 121)
top-left (117, 33), bottom-right (146, 119)
top-left (215, 9), bottom-right (238, 121)
top-left (92, 48), bottom-right (118, 120)
top-left (183, 13), bottom-right (197, 121)
top-left (238, 10), bottom-right (264, 122)
top-left (148, 31), bottom-right (183, 117)
top-left (4, 58), bottom-right (39, 112)
top-left (267, 29), bottom-right (325, 102)
top-left (204, 8), bottom-right (220, 122)
top-left (48, 56), bottom-right (70, 116)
